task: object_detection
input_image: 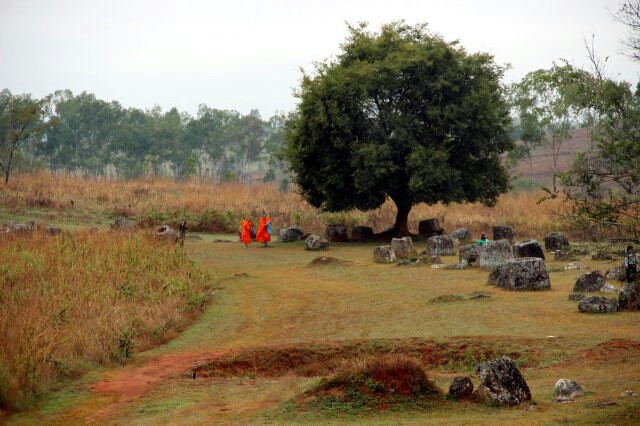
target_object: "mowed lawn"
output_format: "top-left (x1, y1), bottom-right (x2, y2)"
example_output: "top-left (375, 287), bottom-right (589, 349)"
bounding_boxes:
top-left (9, 236), bottom-right (640, 425)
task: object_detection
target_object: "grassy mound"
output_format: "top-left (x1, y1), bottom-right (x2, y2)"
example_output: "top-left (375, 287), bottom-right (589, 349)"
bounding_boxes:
top-left (301, 356), bottom-right (440, 411)
top-left (308, 257), bottom-right (348, 266)
top-left (0, 230), bottom-right (212, 411)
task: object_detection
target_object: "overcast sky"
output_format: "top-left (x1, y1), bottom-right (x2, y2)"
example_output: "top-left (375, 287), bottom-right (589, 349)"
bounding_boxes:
top-left (1, 0), bottom-right (637, 118)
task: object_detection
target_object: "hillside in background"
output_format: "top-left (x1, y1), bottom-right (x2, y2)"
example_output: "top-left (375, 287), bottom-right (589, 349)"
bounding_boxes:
top-left (512, 127), bottom-right (593, 188)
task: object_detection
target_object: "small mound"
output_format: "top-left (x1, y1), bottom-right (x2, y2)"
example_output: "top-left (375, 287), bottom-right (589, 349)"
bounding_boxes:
top-left (308, 256), bottom-right (347, 266)
top-left (300, 356), bottom-right (440, 411)
top-left (430, 292), bottom-right (491, 303)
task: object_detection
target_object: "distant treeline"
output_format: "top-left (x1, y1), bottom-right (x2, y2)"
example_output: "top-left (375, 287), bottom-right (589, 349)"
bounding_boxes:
top-left (9, 89), bottom-right (287, 181)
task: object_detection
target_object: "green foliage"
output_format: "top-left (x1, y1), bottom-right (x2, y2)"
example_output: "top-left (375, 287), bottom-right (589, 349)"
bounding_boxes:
top-left (557, 65), bottom-right (640, 242)
top-left (0, 89), bottom-right (49, 183)
top-left (1, 88), bottom-right (287, 180)
top-left (285, 22), bottom-right (513, 235)
top-left (510, 63), bottom-right (588, 191)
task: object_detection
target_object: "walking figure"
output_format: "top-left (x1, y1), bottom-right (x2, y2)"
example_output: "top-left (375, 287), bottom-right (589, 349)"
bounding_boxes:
top-left (192, 359), bottom-right (198, 379)
top-left (241, 215), bottom-right (252, 247)
top-left (179, 220), bottom-right (187, 247)
top-left (624, 245), bottom-right (637, 283)
top-left (256, 210), bottom-right (272, 247)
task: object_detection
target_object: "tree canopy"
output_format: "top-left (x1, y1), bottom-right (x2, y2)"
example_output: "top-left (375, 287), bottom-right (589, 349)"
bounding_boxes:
top-left (285, 22), bottom-right (513, 236)
top-left (4, 89), bottom-right (287, 181)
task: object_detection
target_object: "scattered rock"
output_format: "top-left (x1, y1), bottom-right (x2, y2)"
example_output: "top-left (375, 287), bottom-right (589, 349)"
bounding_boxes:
top-left (449, 376), bottom-right (474, 399)
top-left (553, 397), bottom-right (575, 404)
top-left (426, 235), bottom-right (455, 256)
top-left (110, 218), bottom-right (137, 231)
top-left (564, 262), bottom-right (587, 271)
top-left (373, 246), bottom-right (396, 263)
top-left (544, 232), bottom-right (570, 251)
top-left (605, 265), bottom-right (627, 282)
top-left (618, 281), bottom-right (640, 311)
top-left (155, 225), bottom-right (178, 240)
top-left (351, 225), bottom-right (374, 241)
top-left (478, 240), bottom-right (514, 270)
top-left (459, 244), bottom-right (480, 265)
top-left (573, 270), bottom-right (606, 292)
top-left (493, 258), bottom-right (551, 291)
top-left (443, 263), bottom-right (467, 270)
top-left (621, 390), bottom-right (635, 397)
top-left (554, 249), bottom-right (577, 261)
top-left (568, 293), bottom-right (586, 301)
top-left (475, 356), bottom-right (531, 406)
top-left (493, 225), bottom-right (515, 243)
top-left (514, 240), bottom-right (545, 260)
top-left (430, 263), bottom-right (447, 269)
top-left (324, 224), bottom-right (348, 242)
top-left (278, 226), bottom-right (304, 242)
top-left (578, 296), bottom-right (618, 313)
top-left (419, 254), bottom-right (441, 264)
top-left (600, 283), bottom-right (617, 293)
top-left (450, 228), bottom-right (471, 241)
top-left (554, 379), bottom-right (584, 398)
top-left (391, 237), bottom-right (417, 259)
top-left (305, 234), bottom-right (329, 251)
top-left (418, 218), bottom-right (445, 238)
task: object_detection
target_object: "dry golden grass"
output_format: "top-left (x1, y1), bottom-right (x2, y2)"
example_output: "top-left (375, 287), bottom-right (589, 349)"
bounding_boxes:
top-left (1, 172), bottom-right (568, 238)
top-left (0, 230), bottom-right (211, 411)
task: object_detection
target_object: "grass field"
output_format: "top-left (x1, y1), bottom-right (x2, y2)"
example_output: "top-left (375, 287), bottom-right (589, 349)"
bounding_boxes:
top-left (0, 172), bottom-right (568, 238)
top-left (3, 229), bottom-right (639, 424)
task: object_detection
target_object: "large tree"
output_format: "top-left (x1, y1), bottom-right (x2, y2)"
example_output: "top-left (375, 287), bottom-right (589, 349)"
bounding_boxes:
top-left (285, 22), bottom-right (513, 236)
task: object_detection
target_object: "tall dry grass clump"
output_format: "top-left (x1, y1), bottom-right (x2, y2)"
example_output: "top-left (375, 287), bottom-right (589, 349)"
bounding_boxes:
top-left (1, 172), bottom-right (568, 238)
top-left (0, 230), bottom-right (211, 411)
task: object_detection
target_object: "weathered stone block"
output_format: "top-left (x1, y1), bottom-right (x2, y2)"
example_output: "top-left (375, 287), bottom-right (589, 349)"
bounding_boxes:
top-left (426, 235), bottom-right (455, 256)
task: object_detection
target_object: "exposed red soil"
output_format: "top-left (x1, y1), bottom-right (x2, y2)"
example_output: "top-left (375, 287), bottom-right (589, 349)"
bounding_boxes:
top-left (200, 337), bottom-right (541, 379)
top-left (86, 349), bottom-right (230, 420)
top-left (579, 339), bottom-right (640, 363)
top-left (51, 337), bottom-right (640, 421)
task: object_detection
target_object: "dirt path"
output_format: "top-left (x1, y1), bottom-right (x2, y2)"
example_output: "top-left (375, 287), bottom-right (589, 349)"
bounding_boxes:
top-left (84, 349), bottom-right (230, 422)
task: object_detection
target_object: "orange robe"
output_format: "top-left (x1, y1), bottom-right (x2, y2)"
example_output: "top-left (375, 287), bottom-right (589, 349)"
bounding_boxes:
top-left (241, 219), bottom-right (252, 244)
top-left (256, 216), bottom-right (272, 243)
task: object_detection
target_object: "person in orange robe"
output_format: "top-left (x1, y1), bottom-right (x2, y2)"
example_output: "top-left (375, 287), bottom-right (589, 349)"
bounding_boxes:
top-left (241, 216), bottom-right (252, 247)
top-left (256, 211), bottom-right (272, 247)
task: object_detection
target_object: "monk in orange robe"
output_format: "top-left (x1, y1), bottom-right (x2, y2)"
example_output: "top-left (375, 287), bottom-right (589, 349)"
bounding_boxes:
top-left (241, 217), bottom-right (252, 247)
top-left (256, 212), bottom-right (272, 247)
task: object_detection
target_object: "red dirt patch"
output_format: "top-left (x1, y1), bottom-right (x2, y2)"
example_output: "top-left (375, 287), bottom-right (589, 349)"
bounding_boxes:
top-left (200, 337), bottom-right (540, 379)
top-left (579, 339), bottom-right (640, 363)
top-left (87, 350), bottom-right (229, 420)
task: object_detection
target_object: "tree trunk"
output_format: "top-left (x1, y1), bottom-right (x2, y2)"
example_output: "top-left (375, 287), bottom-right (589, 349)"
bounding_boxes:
top-left (390, 200), bottom-right (412, 237)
